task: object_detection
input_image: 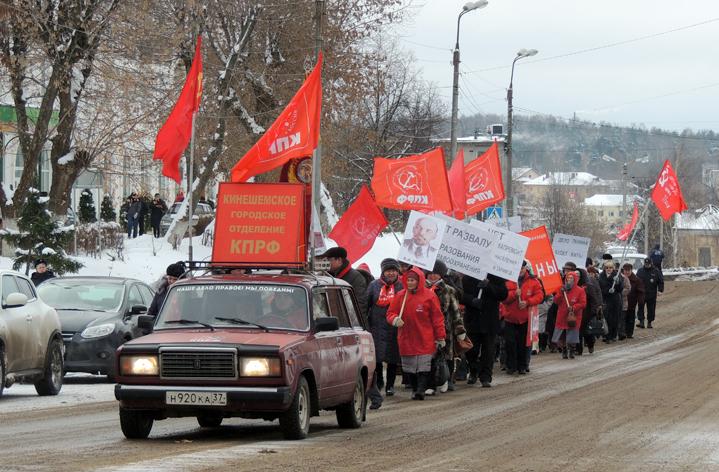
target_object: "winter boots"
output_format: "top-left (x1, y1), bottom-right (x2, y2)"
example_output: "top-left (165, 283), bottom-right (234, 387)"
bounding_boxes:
top-left (636, 320), bottom-right (645, 329)
top-left (410, 372), bottom-right (429, 400)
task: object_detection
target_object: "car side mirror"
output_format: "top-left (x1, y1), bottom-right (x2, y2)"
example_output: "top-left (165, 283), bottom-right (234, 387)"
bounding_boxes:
top-left (128, 304), bottom-right (147, 315)
top-left (4, 292), bottom-right (28, 308)
top-left (315, 316), bottom-right (339, 332)
top-left (138, 314), bottom-right (155, 333)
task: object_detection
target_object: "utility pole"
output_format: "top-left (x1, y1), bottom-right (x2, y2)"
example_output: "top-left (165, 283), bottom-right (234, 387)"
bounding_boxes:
top-left (309, 0), bottom-right (324, 269)
top-left (622, 161), bottom-right (627, 221)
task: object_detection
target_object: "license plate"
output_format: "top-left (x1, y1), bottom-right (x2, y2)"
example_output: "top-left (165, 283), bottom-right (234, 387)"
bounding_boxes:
top-left (166, 391), bottom-right (227, 406)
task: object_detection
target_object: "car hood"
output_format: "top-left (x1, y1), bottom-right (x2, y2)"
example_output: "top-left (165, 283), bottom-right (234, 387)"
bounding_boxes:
top-left (126, 329), bottom-right (306, 350)
top-left (57, 310), bottom-right (119, 332)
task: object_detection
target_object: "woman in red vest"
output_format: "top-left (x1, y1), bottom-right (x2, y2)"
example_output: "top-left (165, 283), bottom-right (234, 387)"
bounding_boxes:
top-left (552, 270), bottom-right (587, 359)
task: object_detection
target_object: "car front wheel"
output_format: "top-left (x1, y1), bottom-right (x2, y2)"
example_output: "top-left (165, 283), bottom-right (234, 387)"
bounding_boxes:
top-left (0, 345), bottom-right (5, 398)
top-left (120, 408), bottom-right (154, 439)
top-left (336, 375), bottom-right (365, 429)
top-left (279, 376), bottom-right (311, 440)
top-left (34, 339), bottom-right (63, 396)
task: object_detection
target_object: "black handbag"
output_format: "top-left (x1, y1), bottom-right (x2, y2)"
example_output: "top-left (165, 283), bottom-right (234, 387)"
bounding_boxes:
top-left (587, 316), bottom-right (608, 336)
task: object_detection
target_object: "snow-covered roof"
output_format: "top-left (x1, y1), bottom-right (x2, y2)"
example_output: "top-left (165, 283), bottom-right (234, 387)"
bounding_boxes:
top-left (675, 205), bottom-right (719, 230)
top-left (524, 172), bottom-right (608, 187)
top-left (434, 135), bottom-right (506, 144)
top-left (512, 167), bottom-right (536, 180)
top-left (584, 194), bottom-right (640, 207)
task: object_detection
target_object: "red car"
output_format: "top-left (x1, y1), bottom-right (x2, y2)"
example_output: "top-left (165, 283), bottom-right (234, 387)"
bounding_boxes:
top-left (114, 271), bottom-right (375, 440)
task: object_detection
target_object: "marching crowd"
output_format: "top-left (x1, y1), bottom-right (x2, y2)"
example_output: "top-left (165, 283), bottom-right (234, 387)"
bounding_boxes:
top-left (318, 244), bottom-right (665, 410)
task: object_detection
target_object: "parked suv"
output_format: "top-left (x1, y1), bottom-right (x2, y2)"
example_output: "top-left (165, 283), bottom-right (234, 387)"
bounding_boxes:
top-left (159, 202), bottom-right (214, 237)
top-left (114, 270), bottom-right (375, 440)
top-left (0, 270), bottom-right (64, 397)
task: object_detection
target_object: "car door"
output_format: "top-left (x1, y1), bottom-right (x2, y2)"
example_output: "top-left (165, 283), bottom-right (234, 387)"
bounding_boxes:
top-left (1, 274), bottom-right (32, 372)
top-left (311, 289), bottom-right (343, 402)
top-left (125, 284), bottom-right (146, 338)
top-left (326, 288), bottom-right (360, 397)
top-left (14, 275), bottom-right (46, 369)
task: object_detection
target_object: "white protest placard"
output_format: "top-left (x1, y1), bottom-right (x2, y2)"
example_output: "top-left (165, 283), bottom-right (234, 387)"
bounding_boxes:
top-left (397, 211), bottom-right (447, 271)
top-left (474, 215), bottom-right (523, 233)
top-left (552, 233), bottom-right (590, 269)
top-left (471, 219), bottom-right (530, 281)
top-left (435, 214), bottom-right (495, 280)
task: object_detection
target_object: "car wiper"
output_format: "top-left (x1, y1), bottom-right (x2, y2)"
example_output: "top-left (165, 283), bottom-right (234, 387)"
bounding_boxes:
top-left (164, 319), bottom-right (215, 331)
top-left (214, 316), bottom-right (270, 332)
top-left (56, 308), bottom-right (108, 313)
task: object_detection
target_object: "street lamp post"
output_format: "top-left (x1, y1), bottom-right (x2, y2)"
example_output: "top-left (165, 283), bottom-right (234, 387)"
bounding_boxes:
top-left (505, 48), bottom-right (537, 216)
top-left (449, 0), bottom-right (488, 164)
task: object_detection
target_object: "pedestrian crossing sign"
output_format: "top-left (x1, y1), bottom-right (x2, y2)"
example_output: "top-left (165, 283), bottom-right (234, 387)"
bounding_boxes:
top-left (485, 206), bottom-right (503, 219)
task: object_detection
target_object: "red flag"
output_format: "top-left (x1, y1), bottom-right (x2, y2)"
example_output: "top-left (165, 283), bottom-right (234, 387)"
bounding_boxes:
top-left (370, 148), bottom-right (453, 212)
top-left (520, 226), bottom-right (563, 295)
top-left (651, 160), bottom-right (688, 220)
top-left (231, 54), bottom-right (323, 182)
top-left (464, 142), bottom-right (505, 215)
top-left (328, 186), bottom-right (388, 263)
top-left (153, 36), bottom-right (203, 184)
top-left (617, 201), bottom-right (639, 241)
top-left (446, 149), bottom-right (467, 219)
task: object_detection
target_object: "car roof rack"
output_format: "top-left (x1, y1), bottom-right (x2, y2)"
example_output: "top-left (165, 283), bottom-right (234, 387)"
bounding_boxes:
top-left (180, 261), bottom-right (330, 283)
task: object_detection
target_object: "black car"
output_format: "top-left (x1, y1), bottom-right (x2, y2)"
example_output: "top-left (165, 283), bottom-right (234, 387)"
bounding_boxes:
top-left (37, 277), bottom-right (155, 380)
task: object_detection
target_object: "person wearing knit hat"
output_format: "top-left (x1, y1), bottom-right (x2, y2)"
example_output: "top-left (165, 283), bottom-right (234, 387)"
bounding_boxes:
top-left (147, 263), bottom-right (185, 317)
top-left (425, 259), bottom-right (465, 394)
top-left (319, 246), bottom-right (368, 315)
top-left (367, 257), bottom-right (404, 406)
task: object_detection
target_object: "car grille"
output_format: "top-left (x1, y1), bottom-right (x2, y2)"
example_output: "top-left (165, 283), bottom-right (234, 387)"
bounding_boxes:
top-left (160, 349), bottom-right (237, 379)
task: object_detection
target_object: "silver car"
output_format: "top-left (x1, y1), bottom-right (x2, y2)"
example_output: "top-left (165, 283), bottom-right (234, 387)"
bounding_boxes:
top-left (0, 270), bottom-right (64, 397)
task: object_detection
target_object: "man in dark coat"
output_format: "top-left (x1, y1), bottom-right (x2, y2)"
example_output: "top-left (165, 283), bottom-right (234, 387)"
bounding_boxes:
top-left (147, 263), bottom-right (185, 317)
top-left (321, 247), bottom-right (368, 315)
top-left (650, 244), bottom-right (665, 272)
top-left (30, 259), bottom-right (56, 286)
top-left (461, 274), bottom-right (508, 388)
top-left (599, 260), bottom-right (624, 342)
top-left (150, 193), bottom-right (168, 238)
top-left (636, 258), bottom-right (663, 329)
top-left (126, 193), bottom-right (142, 239)
top-left (622, 263), bottom-right (645, 338)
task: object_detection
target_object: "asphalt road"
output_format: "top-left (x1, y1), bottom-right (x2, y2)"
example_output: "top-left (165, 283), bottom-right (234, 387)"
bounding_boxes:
top-left (1, 280), bottom-right (717, 471)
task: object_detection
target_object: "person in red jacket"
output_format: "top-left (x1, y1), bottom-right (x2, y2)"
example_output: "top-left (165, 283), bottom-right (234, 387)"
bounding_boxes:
top-left (501, 260), bottom-right (545, 375)
top-left (552, 270), bottom-right (587, 359)
top-left (386, 267), bottom-right (446, 400)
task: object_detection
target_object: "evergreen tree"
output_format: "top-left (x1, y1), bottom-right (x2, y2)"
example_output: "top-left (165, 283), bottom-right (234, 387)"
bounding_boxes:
top-left (0, 190), bottom-right (82, 275)
top-left (78, 188), bottom-right (97, 223)
top-left (100, 195), bottom-right (116, 222)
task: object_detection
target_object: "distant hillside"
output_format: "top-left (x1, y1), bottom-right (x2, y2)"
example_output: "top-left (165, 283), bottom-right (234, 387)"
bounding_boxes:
top-left (457, 112), bottom-right (719, 207)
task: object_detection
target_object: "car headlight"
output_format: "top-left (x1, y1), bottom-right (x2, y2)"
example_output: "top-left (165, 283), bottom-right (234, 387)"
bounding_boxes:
top-left (120, 355), bottom-right (159, 376)
top-left (81, 323), bottom-right (115, 339)
top-left (240, 357), bottom-right (281, 377)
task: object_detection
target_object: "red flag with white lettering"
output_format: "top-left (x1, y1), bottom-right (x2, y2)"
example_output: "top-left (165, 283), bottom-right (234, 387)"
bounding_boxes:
top-left (651, 160), bottom-right (688, 220)
top-left (231, 54), bottom-right (322, 182)
top-left (617, 201), bottom-right (639, 241)
top-left (520, 226), bottom-right (562, 295)
top-left (464, 142), bottom-right (505, 215)
top-left (370, 148), bottom-right (454, 212)
top-left (328, 186), bottom-right (388, 263)
top-left (446, 149), bottom-right (467, 219)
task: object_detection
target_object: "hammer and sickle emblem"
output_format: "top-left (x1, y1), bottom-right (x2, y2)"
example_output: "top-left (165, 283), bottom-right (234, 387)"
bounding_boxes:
top-left (468, 168), bottom-right (489, 194)
top-left (353, 217), bottom-right (368, 237)
top-left (393, 166), bottom-right (422, 192)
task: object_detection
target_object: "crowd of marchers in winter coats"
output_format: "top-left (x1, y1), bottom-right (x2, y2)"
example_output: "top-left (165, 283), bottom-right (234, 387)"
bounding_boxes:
top-left (317, 245), bottom-right (665, 410)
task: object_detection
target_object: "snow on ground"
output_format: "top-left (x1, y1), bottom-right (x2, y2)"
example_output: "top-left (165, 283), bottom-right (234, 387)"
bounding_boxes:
top-left (0, 234), bottom-right (212, 285)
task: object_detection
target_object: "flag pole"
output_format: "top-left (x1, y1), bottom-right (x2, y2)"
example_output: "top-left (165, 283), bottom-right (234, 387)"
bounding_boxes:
top-left (309, 0), bottom-right (325, 271)
top-left (188, 112), bottom-right (195, 264)
top-left (620, 198), bottom-right (651, 263)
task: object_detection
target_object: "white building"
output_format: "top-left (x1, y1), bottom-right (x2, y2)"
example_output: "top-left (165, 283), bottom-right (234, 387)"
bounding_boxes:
top-left (583, 194), bottom-right (640, 227)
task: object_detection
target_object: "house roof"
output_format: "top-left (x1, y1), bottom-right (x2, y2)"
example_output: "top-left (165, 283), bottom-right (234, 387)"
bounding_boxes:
top-left (433, 135), bottom-right (506, 144)
top-left (675, 205), bottom-right (719, 230)
top-left (512, 167), bottom-right (536, 180)
top-left (584, 194), bottom-right (641, 206)
top-left (524, 172), bottom-right (608, 187)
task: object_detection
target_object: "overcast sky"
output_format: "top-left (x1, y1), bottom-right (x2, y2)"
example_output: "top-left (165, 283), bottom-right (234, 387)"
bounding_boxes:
top-left (394, 0), bottom-right (719, 134)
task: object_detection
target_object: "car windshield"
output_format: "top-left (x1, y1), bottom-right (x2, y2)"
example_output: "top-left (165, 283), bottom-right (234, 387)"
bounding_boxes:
top-left (38, 280), bottom-right (124, 312)
top-left (155, 283), bottom-right (309, 331)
